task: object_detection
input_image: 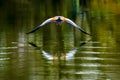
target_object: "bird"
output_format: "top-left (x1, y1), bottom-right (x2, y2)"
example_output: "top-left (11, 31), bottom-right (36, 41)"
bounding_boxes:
top-left (26, 16), bottom-right (91, 36)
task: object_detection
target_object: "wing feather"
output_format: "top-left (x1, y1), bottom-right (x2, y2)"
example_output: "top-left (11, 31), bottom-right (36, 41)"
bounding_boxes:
top-left (65, 18), bottom-right (91, 36)
top-left (26, 18), bottom-right (53, 34)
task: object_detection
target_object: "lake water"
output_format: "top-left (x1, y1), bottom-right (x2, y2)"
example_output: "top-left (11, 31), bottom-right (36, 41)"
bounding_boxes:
top-left (0, 0), bottom-right (120, 80)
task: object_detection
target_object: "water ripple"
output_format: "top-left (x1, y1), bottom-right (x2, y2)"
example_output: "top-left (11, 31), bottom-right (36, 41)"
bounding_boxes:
top-left (75, 70), bottom-right (102, 75)
top-left (82, 46), bottom-right (110, 49)
top-left (81, 51), bottom-right (109, 54)
top-left (0, 58), bottom-right (10, 61)
top-left (0, 47), bottom-right (18, 50)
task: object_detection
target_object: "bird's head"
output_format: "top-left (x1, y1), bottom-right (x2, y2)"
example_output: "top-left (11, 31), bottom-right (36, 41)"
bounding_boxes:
top-left (52, 16), bottom-right (65, 23)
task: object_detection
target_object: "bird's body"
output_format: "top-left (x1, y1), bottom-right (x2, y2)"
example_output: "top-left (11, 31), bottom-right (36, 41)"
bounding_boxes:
top-left (26, 16), bottom-right (91, 36)
top-left (53, 16), bottom-right (63, 22)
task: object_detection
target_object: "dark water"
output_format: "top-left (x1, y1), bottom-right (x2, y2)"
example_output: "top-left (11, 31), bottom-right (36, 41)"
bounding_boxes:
top-left (0, 0), bottom-right (120, 80)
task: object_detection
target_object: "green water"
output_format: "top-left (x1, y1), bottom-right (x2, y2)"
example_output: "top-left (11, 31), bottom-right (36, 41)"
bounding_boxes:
top-left (0, 0), bottom-right (120, 80)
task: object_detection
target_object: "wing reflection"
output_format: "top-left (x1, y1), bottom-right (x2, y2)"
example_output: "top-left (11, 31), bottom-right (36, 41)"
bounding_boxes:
top-left (41, 48), bottom-right (78, 60)
top-left (41, 50), bottom-right (53, 60)
top-left (28, 39), bottom-right (90, 60)
top-left (65, 48), bottom-right (78, 60)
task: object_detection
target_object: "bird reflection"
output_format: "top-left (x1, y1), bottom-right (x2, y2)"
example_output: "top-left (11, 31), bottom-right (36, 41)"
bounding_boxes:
top-left (26, 16), bottom-right (91, 36)
top-left (28, 39), bottom-right (91, 60)
top-left (41, 48), bottom-right (78, 60)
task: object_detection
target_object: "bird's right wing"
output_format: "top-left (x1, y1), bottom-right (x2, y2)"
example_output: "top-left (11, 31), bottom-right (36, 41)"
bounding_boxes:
top-left (65, 18), bottom-right (92, 36)
top-left (26, 18), bottom-right (53, 34)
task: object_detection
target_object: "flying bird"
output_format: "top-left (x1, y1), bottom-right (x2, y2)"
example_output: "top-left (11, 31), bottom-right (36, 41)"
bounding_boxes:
top-left (26, 16), bottom-right (91, 36)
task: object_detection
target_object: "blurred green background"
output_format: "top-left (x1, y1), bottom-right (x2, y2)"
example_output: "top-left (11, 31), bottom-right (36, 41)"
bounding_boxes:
top-left (0, 0), bottom-right (120, 80)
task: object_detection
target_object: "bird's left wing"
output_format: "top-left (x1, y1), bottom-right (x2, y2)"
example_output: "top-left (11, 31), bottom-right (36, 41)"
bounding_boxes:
top-left (65, 18), bottom-right (91, 36)
top-left (26, 18), bottom-right (53, 34)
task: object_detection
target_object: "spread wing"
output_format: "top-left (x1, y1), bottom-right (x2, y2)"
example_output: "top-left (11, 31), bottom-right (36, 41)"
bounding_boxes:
top-left (65, 18), bottom-right (91, 36)
top-left (26, 18), bottom-right (53, 34)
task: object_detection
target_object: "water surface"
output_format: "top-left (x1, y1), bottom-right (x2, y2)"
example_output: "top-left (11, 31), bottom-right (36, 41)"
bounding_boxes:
top-left (0, 0), bottom-right (120, 80)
